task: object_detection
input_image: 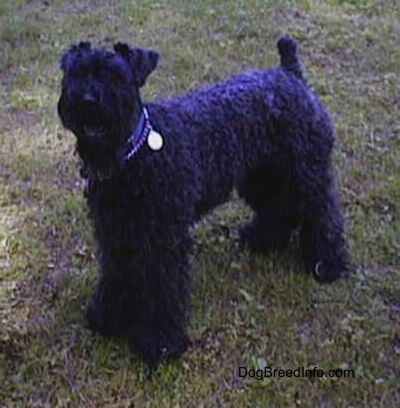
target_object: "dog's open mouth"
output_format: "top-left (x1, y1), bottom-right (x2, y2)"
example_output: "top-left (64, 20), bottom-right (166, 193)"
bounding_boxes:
top-left (83, 125), bottom-right (105, 139)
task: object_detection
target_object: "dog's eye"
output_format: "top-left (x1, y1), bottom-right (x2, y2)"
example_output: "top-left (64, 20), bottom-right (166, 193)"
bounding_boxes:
top-left (68, 66), bottom-right (91, 81)
top-left (109, 68), bottom-right (128, 83)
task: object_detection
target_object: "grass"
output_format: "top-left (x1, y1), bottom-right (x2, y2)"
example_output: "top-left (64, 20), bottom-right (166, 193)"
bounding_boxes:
top-left (1, 0), bottom-right (400, 406)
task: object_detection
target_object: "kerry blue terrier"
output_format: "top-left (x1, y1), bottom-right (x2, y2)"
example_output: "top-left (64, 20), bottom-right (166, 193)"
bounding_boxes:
top-left (57, 36), bottom-right (348, 368)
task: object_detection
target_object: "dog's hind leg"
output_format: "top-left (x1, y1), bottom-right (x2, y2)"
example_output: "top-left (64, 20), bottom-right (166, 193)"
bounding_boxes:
top-left (238, 160), bottom-right (300, 253)
top-left (298, 166), bottom-right (348, 283)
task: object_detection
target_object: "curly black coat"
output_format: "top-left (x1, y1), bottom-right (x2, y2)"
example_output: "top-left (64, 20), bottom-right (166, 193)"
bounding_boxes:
top-left (58, 36), bottom-right (348, 368)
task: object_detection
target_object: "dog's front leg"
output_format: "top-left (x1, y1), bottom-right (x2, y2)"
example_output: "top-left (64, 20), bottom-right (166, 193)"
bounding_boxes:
top-left (86, 230), bottom-right (192, 368)
top-left (124, 230), bottom-right (192, 369)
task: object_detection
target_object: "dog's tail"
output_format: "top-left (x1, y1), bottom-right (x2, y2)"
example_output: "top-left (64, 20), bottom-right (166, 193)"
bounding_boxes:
top-left (277, 35), bottom-right (303, 80)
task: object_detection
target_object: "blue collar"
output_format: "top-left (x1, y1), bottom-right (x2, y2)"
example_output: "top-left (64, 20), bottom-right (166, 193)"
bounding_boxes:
top-left (124, 107), bottom-right (152, 162)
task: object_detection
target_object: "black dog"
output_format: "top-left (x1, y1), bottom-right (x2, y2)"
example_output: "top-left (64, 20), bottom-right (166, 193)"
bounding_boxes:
top-left (57, 36), bottom-right (348, 368)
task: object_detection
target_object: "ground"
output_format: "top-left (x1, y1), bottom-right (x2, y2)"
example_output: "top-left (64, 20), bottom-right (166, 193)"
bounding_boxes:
top-left (0, 0), bottom-right (400, 407)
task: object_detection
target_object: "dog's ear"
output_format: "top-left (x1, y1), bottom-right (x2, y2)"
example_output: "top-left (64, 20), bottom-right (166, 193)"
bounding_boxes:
top-left (60, 42), bottom-right (91, 72)
top-left (114, 43), bottom-right (159, 87)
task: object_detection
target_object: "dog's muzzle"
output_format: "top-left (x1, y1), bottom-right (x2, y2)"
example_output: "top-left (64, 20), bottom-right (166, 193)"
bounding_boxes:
top-left (80, 97), bottom-right (107, 140)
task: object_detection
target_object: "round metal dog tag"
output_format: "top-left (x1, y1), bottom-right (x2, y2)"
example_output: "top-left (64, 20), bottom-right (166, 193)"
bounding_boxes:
top-left (148, 130), bottom-right (163, 151)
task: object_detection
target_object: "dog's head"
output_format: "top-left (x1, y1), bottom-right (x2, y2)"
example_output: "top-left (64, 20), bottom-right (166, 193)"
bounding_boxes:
top-left (57, 42), bottom-right (159, 177)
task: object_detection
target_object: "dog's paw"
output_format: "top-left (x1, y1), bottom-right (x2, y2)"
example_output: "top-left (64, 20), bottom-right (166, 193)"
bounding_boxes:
top-left (129, 328), bottom-right (190, 369)
top-left (309, 258), bottom-right (349, 284)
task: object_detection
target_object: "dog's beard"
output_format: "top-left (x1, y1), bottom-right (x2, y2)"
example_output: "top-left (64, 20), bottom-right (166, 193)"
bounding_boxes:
top-left (58, 90), bottom-right (138, 180)
top-left (75, 121), bottom-right (124, 180)
top-left (61, 105), bottom-right (123, 179)
top-left (76, 139), bottom-right (117, 180)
